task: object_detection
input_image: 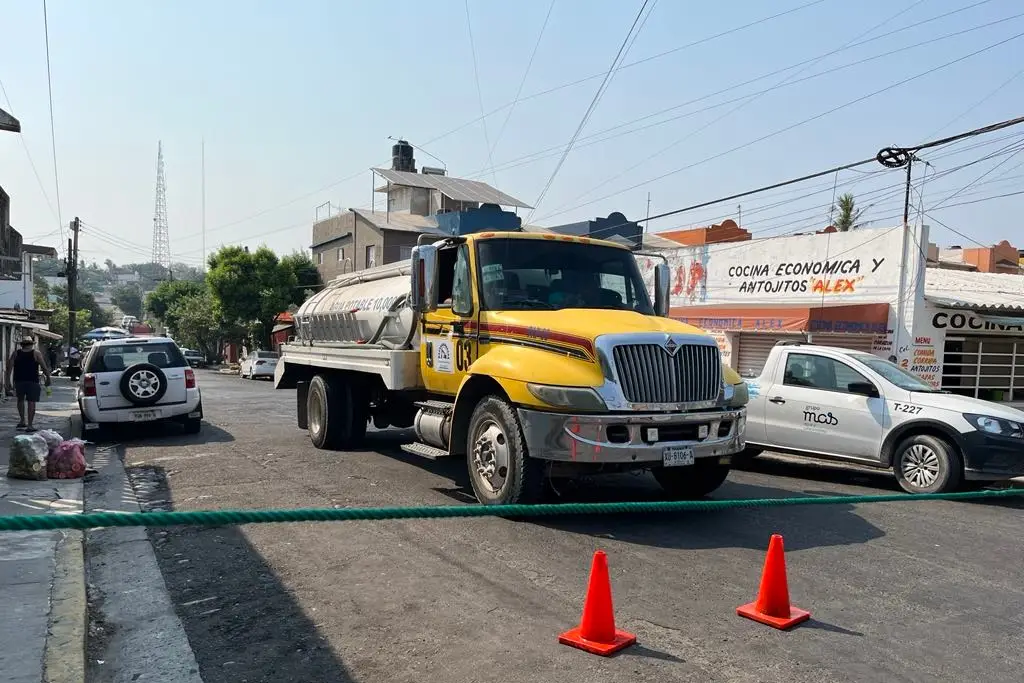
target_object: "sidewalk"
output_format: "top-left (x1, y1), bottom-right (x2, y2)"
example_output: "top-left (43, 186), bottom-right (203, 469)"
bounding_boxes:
top-left (0, 380), bottom-right (83, 683)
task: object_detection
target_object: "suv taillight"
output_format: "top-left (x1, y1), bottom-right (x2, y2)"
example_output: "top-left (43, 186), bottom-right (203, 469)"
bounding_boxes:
top-left (83, 374), bottom-right (97, 397)
top-left (185, 368), bottom-right (196, 388)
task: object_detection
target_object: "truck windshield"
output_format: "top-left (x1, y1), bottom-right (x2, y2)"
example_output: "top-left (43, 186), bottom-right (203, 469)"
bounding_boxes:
top-left (476, 238), bottom-right (654, 314)
top-left (849, 354), bottom-right (939, 392)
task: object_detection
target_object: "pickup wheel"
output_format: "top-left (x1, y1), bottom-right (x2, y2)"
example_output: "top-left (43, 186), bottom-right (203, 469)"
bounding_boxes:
top-left (466, 396), bottom-right (543, 506)
top-left (307, 374), bottom-right (368, 450)
top-left (653, 461), bottom-right (731, 499)
top-left (893, 433), bottom-right (961, 494)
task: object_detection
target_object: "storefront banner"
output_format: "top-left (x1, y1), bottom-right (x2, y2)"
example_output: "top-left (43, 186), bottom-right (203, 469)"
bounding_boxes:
top-left (639, 226), bottom-right (906, 308)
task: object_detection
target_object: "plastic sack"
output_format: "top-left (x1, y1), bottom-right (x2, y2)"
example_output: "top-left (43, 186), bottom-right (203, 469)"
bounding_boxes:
top-left (37, 429), bottom-right (64, 455)
top-left (46, 439), bottom-right (87, 480)
top-left (6, 434), bottom-right (49, 480)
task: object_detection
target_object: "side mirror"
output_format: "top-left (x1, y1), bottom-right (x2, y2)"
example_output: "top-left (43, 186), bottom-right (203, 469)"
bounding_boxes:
top-left (848, 381), bottom-right (879, 398)
top-left (410, 244), bottom-right (439, 314)
top-left (653, 262), bottom-right (670, 317)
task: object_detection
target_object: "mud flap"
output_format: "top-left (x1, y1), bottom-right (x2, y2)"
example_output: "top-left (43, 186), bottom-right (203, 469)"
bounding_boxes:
top-left (296, 381), bottom-right (309, 430)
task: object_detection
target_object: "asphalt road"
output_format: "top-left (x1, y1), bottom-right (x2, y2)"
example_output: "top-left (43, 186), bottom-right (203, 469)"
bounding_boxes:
top-left (92, 370), bottom-right (1024, 683)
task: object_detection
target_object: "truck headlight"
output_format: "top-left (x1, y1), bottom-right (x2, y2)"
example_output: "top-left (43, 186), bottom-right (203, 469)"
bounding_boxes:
top-left (527, 383), bottom-right (607, 411)
top-left (964, 413), bottom-right (1024, 439)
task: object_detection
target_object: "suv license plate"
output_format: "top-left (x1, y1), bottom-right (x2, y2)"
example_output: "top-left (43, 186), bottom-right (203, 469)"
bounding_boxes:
top-left (663, 446), bottom-right (695, 467)
top-left (131, 410), bottom-right (158, 422)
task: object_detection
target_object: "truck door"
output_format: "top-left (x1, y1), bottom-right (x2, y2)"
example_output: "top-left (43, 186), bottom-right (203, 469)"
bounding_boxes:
top-left (763, 351), bottom-right (885, 461)
top-left (421, 242), bottom-right (477, 397)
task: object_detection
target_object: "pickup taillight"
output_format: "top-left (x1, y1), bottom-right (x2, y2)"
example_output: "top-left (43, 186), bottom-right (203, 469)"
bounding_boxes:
top-left (185, 368), bottom-right (196, 388)
top-left (83, 374), bottom-right (97, 397)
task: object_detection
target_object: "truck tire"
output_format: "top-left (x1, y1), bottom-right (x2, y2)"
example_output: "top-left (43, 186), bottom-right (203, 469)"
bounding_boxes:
top-left (893, 433), bottom-right (961, 494)
top-left (653, 460), bottom-right (730, 499)
top-left (307, 374), bottom-right (367, 450)
top-left (466, 396), bottom-right (543, 505)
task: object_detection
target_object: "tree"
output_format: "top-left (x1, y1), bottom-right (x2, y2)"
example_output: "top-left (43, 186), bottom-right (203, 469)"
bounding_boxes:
top-left (51, 285), bottom-right (110, 329)
top-left (46, 306), bottom-right (91, 342)
top-left (280, 251), bottom-right (321, 304)
top-left (111, 284), bottom-right (144, 319)
top-left (206, 246), bottom-right (296, 348)
top-left (832, 193), bottom-right (864, 232)
top-left (166, 290), bottom-right (221, 358)
top-left (145, 280), bottom-right (206, 321)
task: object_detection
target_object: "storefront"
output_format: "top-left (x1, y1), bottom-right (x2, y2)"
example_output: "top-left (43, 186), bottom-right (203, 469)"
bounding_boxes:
top-left (638, 224), bottom-right (926, 378)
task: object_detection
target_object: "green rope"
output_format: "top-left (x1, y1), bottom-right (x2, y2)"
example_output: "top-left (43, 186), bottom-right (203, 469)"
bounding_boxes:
top-left (0, 487), bottom-right (1020, 532)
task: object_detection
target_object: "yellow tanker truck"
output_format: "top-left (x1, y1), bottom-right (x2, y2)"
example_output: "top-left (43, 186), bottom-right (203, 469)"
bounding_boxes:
top-left (275, 229), bottom-right (748, 505)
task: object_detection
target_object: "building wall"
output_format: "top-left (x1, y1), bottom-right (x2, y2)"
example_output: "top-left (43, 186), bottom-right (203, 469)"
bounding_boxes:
top-left (659, 219), bottom-right (750, 246)
top-left (311, 212), bottom-right (356, 282)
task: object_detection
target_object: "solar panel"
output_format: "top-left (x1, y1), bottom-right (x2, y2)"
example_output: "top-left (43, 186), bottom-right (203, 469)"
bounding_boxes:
top-left (372, 169), bottom-right (532, 209)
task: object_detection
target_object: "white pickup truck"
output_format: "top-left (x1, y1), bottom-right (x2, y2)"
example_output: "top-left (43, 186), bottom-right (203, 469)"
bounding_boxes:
top-left (743, 342), bottom-right (1024, 494)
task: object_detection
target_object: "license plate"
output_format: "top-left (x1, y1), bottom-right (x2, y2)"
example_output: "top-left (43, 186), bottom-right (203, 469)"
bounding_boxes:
top-left (662, 446), bottom-right (695, 467)
top-left (131, 410), bottom-right (158, 422)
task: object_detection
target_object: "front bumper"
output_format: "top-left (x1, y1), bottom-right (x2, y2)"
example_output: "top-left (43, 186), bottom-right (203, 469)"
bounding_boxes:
top-left (961, 430), bottom-right (1024, 480)
top-left (517, 407), bottom-right (746, 464)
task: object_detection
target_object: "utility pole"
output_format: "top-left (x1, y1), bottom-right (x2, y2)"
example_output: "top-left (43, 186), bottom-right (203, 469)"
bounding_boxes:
top-left (67, 217), bottom-right (80, 347)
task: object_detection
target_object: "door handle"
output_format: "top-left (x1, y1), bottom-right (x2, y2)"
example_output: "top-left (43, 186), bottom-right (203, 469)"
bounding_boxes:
top-left (769, 396), bottom-right (786, 404)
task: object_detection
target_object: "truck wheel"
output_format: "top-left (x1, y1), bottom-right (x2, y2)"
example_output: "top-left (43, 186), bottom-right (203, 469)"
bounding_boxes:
top-left (307, 374), bottom-right (368, 450)
top-left (893, 434), bottom-right (961, 494)
top-left (466, 396), bottom-right (543, 505)
top-left (653, 461), bottom-right (730, 499)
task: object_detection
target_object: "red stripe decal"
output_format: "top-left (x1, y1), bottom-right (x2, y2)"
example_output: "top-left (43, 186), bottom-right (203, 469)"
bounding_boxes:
top-left (466, 322), bottom-right (594, 356)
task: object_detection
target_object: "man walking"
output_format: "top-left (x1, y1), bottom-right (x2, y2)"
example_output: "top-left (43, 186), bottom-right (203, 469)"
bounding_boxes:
top-left (5, 334), bottom-right (52, 431)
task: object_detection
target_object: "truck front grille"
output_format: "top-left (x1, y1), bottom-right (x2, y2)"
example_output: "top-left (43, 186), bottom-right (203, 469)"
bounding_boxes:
top-left (612, 343), bottom-right (722, 404)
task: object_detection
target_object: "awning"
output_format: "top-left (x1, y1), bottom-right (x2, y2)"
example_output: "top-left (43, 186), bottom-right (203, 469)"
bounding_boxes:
top-left (32, 329), bottom-right (63, 340)
top-left (271, 323), bottom-right (294, 334)
top-left (668, 303), bottom-right (890, 335)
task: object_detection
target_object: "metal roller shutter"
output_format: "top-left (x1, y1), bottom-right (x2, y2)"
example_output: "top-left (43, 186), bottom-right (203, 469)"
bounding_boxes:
top-left (942, 335), bottom-right (1024, 403)
top-left (735, 333), bottom-right (802, 378)
top-left (808, 334), bottom-right (875, 353)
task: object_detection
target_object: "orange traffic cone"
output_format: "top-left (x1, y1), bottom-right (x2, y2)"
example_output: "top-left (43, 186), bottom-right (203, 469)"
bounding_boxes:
top-left (558, 550), bottom-right (637, 656)
top-left (736, 534), bottom-right (810, 630)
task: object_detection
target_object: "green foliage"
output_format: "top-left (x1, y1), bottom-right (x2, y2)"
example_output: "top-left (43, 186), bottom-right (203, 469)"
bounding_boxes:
top-left (46, 306), bottom-right (92, 342)
top-left (280, 251), bottom-right (321, 301)
top-left (207, 246), bottom-right (297, 347)
top-left (50, 285), bottom-right (110, 330)
top-left (166, 290), bottom-right (220, 358)
top-left (111, 284), bottom-right (144, 319)
top-left (832, 193), bottom-right (864, 232)
top-left (145, 280), bottom-right (206, 320)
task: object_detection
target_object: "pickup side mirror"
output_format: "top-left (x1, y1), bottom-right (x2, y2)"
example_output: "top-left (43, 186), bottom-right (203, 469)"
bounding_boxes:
top-left (410, 244), bottom-right (439, 314)
top-left (848, 381), bottom-right (879, 398)
top-left (653, 262), bottom-right (670, 317)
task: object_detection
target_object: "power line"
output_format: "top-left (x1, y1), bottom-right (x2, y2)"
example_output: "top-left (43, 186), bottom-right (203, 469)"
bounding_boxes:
top-left (0, 78), bottom-right (62, 230)
top-left (463, 8), bottom-right (1024, 185)
top-left (541, 0), bottom-right (930, 217)
top-left (538, 29), bottom-right (1024, 222)
top-left (464, 0), bottom-right (498, 187)
top-left (42, 0), bottom-right (64, 247)
top-left (919, 67), bottom-right (1024, 142)
top-left (528, 0), bottom-right (651, 220)
top-left (488, 0), bottom-right (556, 159)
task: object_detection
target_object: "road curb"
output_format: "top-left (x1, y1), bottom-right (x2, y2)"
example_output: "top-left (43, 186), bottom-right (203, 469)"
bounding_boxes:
top-left (44, 530), bottom-right (86, 683)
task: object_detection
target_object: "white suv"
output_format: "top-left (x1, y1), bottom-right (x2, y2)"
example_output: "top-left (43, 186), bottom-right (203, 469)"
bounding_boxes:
top-left (78, 336), bottom-right (203, 436)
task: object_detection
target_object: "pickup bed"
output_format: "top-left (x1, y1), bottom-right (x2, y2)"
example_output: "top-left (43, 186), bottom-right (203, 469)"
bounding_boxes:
top-left (743, 342), bottom-right (1024, 493)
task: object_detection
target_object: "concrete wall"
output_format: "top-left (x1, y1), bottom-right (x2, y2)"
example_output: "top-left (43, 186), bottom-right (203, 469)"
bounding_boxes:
top-left (312, 211), bottom-right (425, 281)
top-left (312, 213), bottom-right (356, 282)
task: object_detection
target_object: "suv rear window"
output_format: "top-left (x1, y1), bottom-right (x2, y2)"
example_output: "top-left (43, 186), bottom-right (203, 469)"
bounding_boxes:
top-left (87, 342), bottom-right (187, 373)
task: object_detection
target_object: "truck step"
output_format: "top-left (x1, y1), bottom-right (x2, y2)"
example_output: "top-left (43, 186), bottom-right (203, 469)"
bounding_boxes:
top-left (415, 400), bottom-right (454, 414)
top-left (401, 442), bottom-right (450, 460)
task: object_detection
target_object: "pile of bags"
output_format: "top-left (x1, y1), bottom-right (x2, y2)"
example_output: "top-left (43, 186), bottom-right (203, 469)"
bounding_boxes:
top-left (6, 429), bottom-right (87, 481)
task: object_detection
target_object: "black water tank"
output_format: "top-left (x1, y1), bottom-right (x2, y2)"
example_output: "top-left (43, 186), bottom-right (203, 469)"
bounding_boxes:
top-left (392, 140), bottom-right (416, 172)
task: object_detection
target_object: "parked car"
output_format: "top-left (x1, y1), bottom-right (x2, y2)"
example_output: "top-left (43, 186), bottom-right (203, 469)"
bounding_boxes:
top-left (239, 350), bottom-right (278, 379)
top-left (182, 348), bottom-right (207, 368)
top-left (77, 336), bottom-right (203, 437)
top-left (743, 341), bottom-right (1024, 494)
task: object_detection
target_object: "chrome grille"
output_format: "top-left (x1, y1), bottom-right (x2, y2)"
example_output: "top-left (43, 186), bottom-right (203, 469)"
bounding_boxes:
top-left (612, 343), bottom-right (722, 404)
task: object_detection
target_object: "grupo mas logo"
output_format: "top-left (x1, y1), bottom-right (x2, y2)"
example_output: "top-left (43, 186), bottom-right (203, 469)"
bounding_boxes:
top-left (803, 409), bottom-right (839, 426)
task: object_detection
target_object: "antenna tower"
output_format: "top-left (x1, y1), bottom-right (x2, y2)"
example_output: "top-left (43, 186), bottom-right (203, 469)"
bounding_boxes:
top-left (152, 140), bottom-right (171, 268)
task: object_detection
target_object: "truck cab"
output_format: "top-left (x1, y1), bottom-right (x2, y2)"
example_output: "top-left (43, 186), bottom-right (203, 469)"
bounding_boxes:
top-left (744, 341), bottom-right (1024, 493)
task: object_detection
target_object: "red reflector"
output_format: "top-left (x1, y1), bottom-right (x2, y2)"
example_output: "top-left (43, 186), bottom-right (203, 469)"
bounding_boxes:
top-left (185, 368), bottom-right (196, 388)
top-left (83, 374), bottom-right (97, 397)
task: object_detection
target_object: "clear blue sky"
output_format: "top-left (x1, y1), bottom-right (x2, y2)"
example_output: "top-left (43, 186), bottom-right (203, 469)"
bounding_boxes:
top-left (1, 0), bottom-right (1022, 268)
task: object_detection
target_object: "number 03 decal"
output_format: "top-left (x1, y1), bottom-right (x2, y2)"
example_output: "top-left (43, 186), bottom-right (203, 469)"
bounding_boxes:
top-left (455, 338), bottom-right (474, 371)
